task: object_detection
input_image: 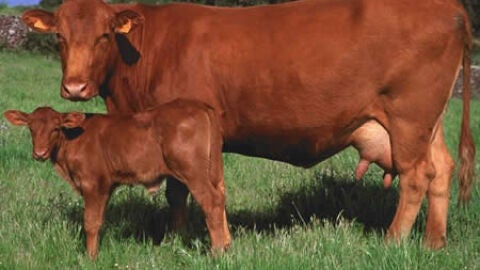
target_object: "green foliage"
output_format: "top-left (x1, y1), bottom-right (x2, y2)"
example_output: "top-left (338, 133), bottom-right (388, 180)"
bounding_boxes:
top-left (22, 32), bottom-right (58, 56)
top-left (108, 0), bottom-right (171, 5)
top-left (1, 51), bottom-right (480, 269)
top-left (473, 47), bottom-right (480, 65)
top-left (0, 4), bottom-right (26, 15)
top-left (39, 0), bottom-right (62, 9)
top-left (460, 0), bottom-right (480, 36)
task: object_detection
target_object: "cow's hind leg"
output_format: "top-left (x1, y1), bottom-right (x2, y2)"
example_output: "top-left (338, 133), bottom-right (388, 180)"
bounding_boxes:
top-left (424, 122), bottom-right (454, 249)
top-left (386, 120), bottom-right (453, 248)
top-left (386, 119), bottom-right (436, 241)
top-left (382, 34), bottom-right (462, 244)
top-left (384, 82), bottom-right (457, 243)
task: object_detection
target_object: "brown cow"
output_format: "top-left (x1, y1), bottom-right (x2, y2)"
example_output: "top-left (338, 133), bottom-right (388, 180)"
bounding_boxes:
top-left (3, 100), bottom-right (230, 259)
top-left (22, 0), bottom-right (475, 249)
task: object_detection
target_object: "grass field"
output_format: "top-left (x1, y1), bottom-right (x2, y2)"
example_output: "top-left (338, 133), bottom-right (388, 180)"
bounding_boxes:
top-left (0, 51), bottom-right (480, 269)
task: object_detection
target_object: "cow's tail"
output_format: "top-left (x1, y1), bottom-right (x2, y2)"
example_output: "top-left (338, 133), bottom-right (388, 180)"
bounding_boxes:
top-left (457, 12), bottom-right (476, 206)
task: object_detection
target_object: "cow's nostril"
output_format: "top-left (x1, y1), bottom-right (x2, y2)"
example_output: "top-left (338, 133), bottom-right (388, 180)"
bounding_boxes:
top-left (63, 84), bottom-right (71, 95)
top-left (79, 83), bottom-right (87, 92)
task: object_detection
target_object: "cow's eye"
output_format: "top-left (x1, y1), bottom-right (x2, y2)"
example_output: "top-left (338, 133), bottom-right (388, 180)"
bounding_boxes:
top-left (96, 33), bottom-right (110, 45)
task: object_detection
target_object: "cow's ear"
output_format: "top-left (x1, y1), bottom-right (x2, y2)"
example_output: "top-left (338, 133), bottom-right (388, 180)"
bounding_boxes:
top-left (3, 110), bottom-right (29, 126)
top-left (22, 9), bottom-right (56, 33)
top-left (114, 10), bottom-right (143, 34)
top-left (62, 112), bottom-right (85, 128)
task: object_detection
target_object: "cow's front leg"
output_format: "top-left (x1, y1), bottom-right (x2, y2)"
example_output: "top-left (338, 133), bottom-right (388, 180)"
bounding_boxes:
top-left (166, 177), bottom-right (190, 232)
top-left (83, 187), bottom-right (110, 259)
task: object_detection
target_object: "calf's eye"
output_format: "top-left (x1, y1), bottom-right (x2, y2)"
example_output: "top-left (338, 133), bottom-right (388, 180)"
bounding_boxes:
top-left (56, 34), bottom-right (66, 43)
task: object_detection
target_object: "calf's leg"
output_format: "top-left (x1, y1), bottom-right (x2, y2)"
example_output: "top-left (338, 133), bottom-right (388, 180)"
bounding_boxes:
top-left (186, 175), bottom-right (230, 253)
top-left (170, 142), bottom-right (231, 252)
top-left (164, 114), bottom-right (230, 253)
top-left (82, 187), bottom-right (110, 259)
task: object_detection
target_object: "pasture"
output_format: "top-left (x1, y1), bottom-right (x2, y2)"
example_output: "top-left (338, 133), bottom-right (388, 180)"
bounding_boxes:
top-left (0, 50), bottom-right (479, 269)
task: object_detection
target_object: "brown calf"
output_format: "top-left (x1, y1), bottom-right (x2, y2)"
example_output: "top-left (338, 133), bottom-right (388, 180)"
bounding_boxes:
top-left (3, 99), bottom-right (230, 259)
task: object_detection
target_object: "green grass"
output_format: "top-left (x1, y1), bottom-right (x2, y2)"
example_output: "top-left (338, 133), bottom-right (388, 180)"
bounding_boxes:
top-left (473, 47), bottom-right (480, 65)
top-left (0, 50), bottom-right (479, 269)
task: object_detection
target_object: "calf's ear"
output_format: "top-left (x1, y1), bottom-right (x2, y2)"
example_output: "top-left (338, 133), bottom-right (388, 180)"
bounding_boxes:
top-left (114, 10), bottom-right (143, 34)
top-left (22, 9), bottom-right (56, 33)
top-left (3, 110), bottom-right (29, 126)
top-left (62, 112), bottom-right (85, 128)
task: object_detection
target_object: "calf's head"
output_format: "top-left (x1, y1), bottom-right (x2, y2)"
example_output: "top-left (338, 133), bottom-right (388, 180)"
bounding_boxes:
top-left (22, 0), bottom-right (143, 100)
top-left (3, 107), bottom-right (85, 161)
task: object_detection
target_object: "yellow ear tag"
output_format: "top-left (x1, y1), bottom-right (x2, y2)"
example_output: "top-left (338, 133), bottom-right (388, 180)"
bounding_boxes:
top-left (116, 19), bottom-right (132, 34)
top-left (33, 19), bottom-right (49, 31)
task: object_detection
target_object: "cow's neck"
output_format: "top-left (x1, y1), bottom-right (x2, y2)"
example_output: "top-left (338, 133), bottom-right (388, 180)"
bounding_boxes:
top-left (102, 29), bottom-right (152, 114)
top-left (101, 78), bottom-right (147, 114)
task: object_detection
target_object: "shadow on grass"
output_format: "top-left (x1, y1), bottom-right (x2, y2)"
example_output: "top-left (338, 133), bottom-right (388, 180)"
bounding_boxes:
top-left (64, 194), bottom-right (169, 245)
top-left (61, 171), bottom-right (399, 247)
top-left (227, 172), bottom-right (399, 234)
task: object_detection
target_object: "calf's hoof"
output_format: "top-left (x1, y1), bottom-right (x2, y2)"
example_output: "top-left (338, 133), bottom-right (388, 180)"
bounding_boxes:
top-left (424, 235), bottom-right (446, 250)
top-left (210, 244), bottom-right (230, 258)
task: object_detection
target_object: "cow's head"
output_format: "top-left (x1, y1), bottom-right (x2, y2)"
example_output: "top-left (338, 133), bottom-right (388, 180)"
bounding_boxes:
top-left (3, 107), bottom-right (85, 161)
top-left (22, 0), bottom-right (143, 100)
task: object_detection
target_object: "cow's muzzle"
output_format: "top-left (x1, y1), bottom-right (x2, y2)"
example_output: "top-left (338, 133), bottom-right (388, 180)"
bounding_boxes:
top-left (61, 81), bottom-right (94, 101)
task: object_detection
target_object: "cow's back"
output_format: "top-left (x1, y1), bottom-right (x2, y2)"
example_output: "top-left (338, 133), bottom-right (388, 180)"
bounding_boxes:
top-left (108, 0), bottom-right (467, 164)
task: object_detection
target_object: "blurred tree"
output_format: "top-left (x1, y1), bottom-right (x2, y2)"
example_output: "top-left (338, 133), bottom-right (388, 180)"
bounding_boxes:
top-left (39, 0), bottom-right (62, 9)
top-left (460, 0), bottom-right (479, 37)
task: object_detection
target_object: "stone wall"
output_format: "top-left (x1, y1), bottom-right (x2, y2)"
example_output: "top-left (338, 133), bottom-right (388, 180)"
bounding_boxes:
top-left (0, 15), bottom-right (30, 48)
